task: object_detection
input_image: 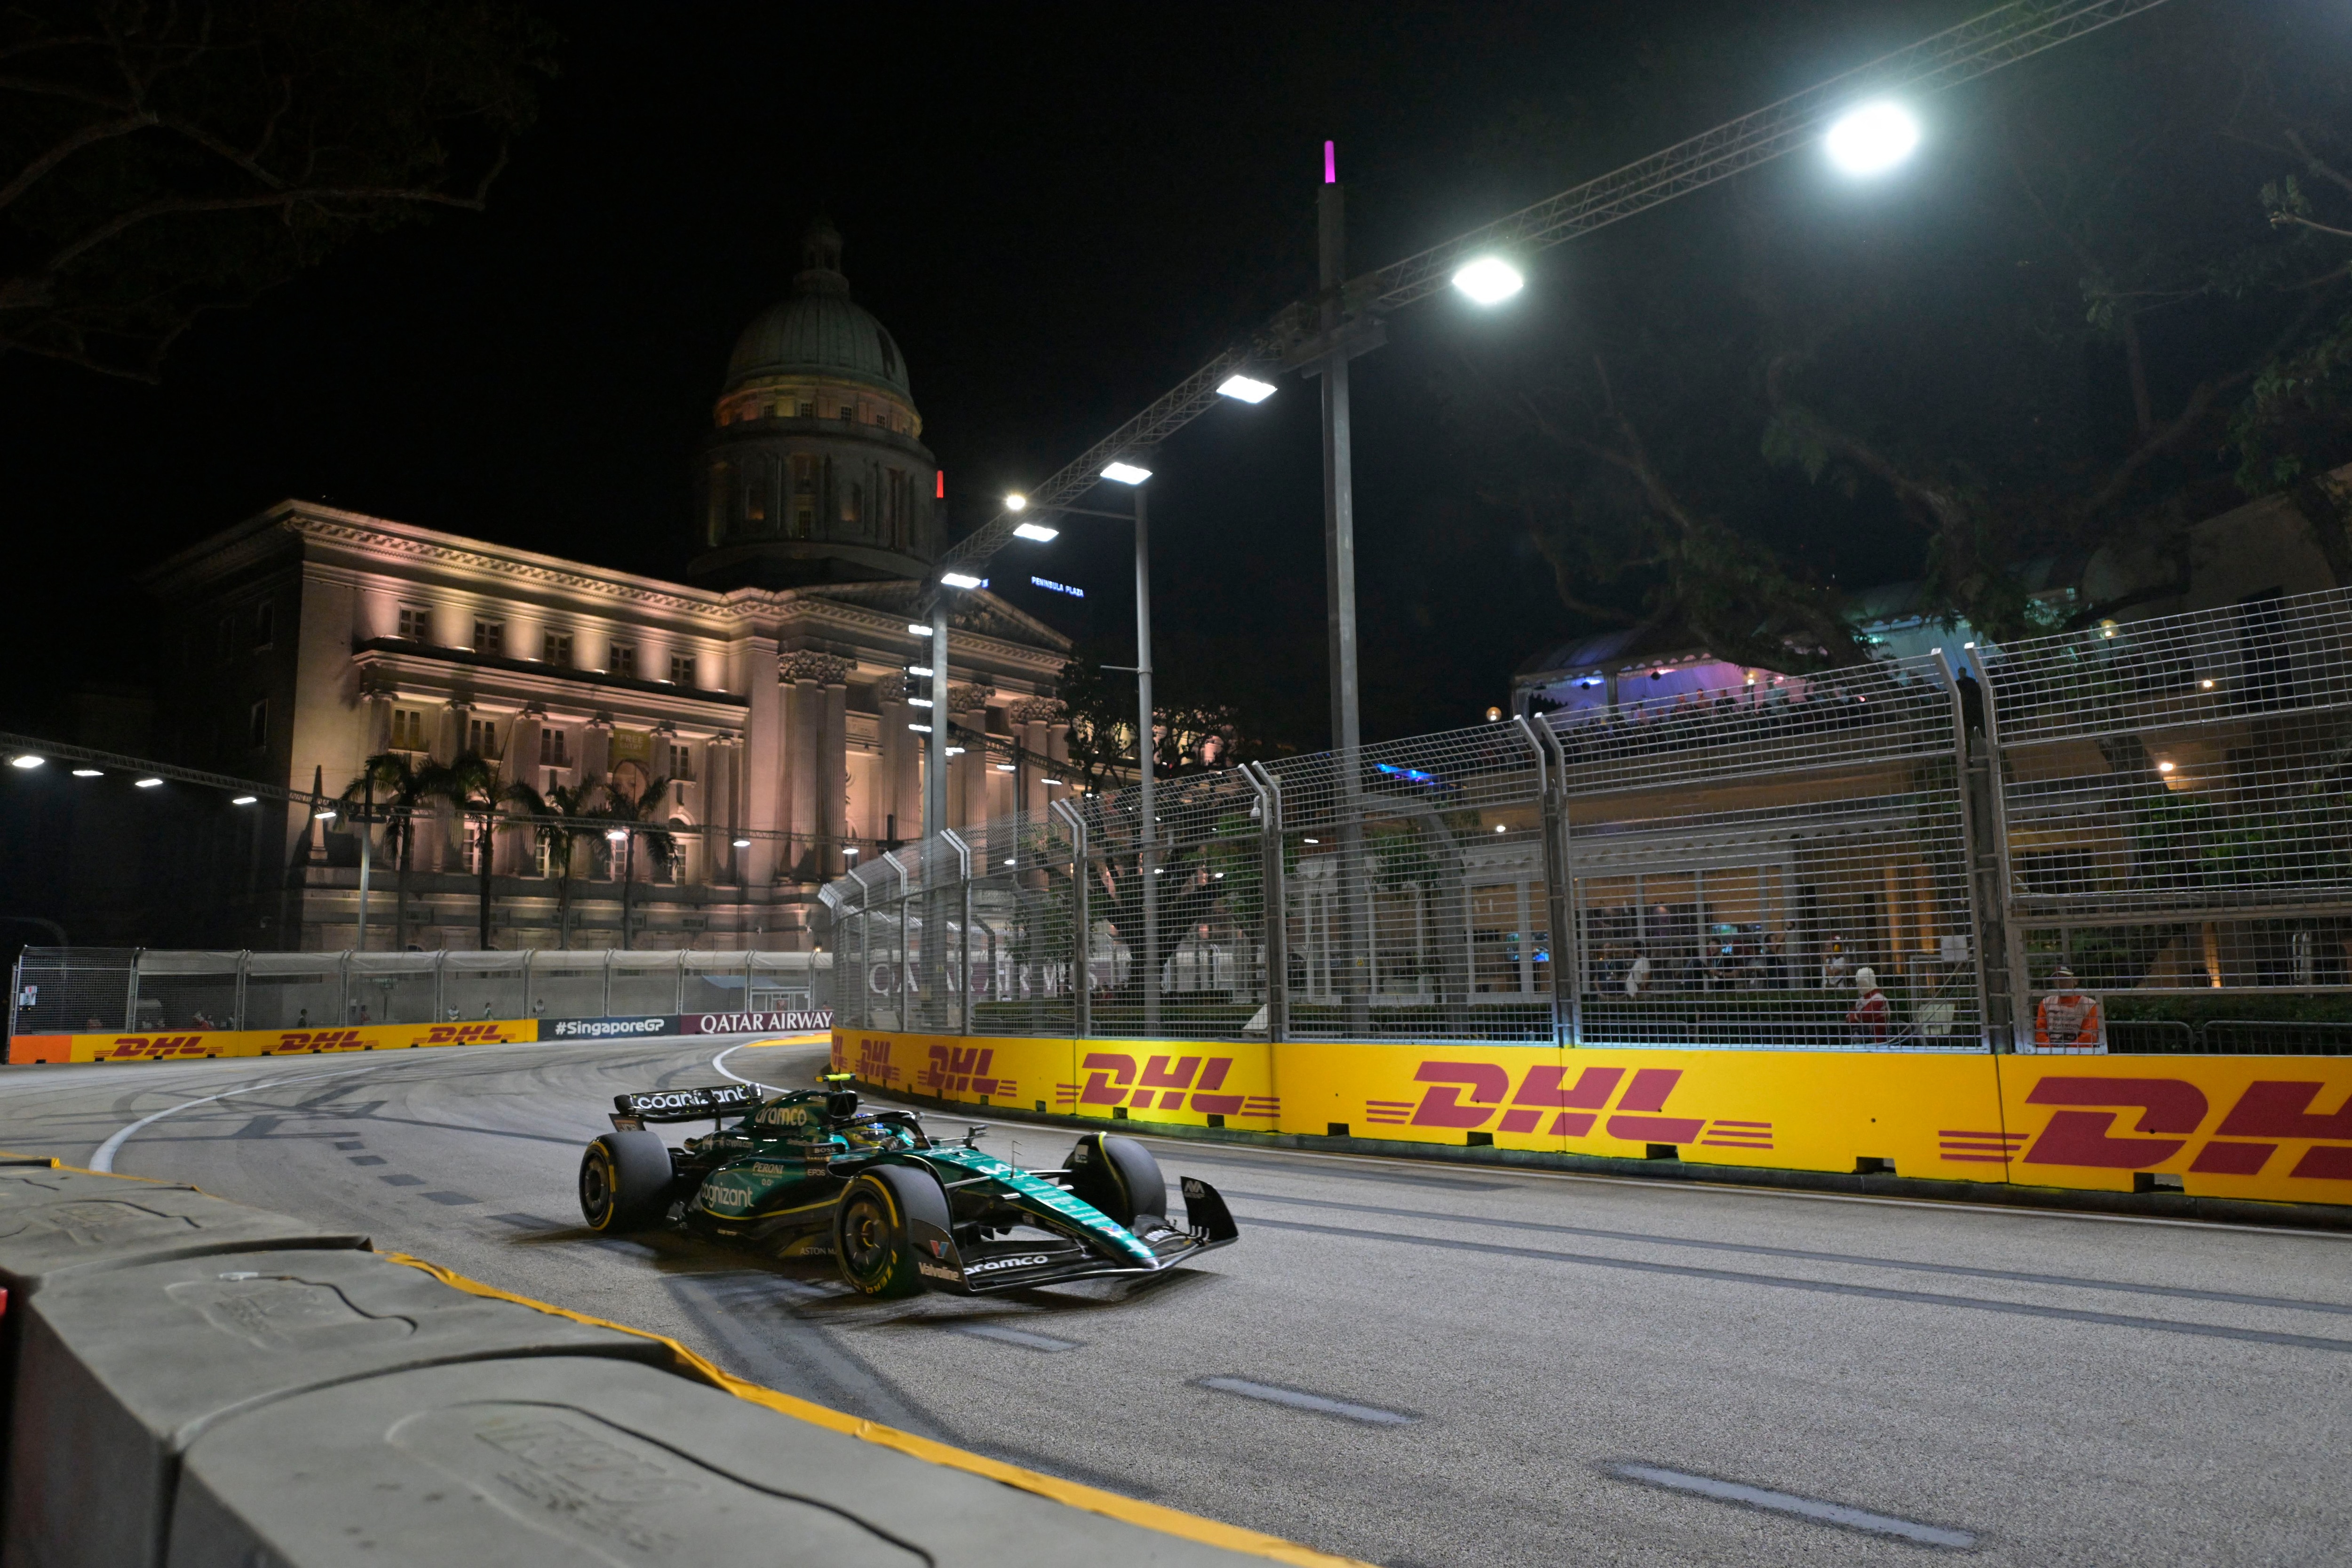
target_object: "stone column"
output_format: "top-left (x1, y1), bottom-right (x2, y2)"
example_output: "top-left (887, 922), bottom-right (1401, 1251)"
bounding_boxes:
top-left (874, 673), bottom-right (911, 846)
top-left (581, 714), bottom-right (614, 791)
top-left (500, 706), bottom-right (544, 876)
top-left (1011, 698), bottom-right (1061, 821)
top-left (704, 732), bottom-right (739, 885)
top-left (946, 684), bottom-right (991, 831)
top-left (781, 658), bottom-right (823, 882)
top-left (739, 636), bottom-right (783, 886)
top-left (363, 685), bottom-right (395, 758)
top-left (820, 677), bottom-right (849, 880)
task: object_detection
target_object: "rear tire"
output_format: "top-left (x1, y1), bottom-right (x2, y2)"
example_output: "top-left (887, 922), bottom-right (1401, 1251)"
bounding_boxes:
top-left (833, 1172), bottom-right (924, 1298)
top-left (1065, 1132), bottom-right (1168, 1229)
top-left (579, 1131), bottom-right (673, 1232)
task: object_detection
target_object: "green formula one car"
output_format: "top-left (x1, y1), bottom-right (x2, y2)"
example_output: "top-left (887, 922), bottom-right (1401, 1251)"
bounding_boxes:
top-left (576, 1074), bottom-right (1239, 1297)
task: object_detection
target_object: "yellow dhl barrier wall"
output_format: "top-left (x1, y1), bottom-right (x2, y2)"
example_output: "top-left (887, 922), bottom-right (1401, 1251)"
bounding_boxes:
top-left (832, 1030), bottom-right (2352, 1209)
top-left (7, 1019), bottom-right (539, 1065)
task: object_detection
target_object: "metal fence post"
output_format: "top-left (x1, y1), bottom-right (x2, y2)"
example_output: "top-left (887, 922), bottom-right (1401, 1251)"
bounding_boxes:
top-left (433, 949), bottom-right (448, 1022)
top-left (125, 948), bottom-right (143, 1030)
top-left (520, 948), bottom-right (533, 1024)
top-left (1931, 651), bottom-right (2000, 1054)
top-left (1967, 647), bottom-right (2030, 1052)
top-left (1526, 717), bottom-right (1581, 1048)
top-left (336, 950), bottom-right (350, 1027)
top-left (943, 830), bottom-right (972, 1035)
top-left (1051, 798), bottom-right (1089, 1037)
top-left (600, 950), bottom-right (612, 1019)
top-left (1244, 763), bottom-right (1288, 1043)
top-left (234, 951), bottom-right (250, 1030)
top-left (7, 952), bottom-right (20, 1043)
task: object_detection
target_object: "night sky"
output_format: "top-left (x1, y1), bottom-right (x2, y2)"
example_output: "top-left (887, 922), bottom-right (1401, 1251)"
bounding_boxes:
top-left (1, 0), bottom-right (1991, 748)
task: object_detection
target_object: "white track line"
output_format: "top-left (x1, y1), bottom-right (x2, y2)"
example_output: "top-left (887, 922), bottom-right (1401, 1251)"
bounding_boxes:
top-left (87, 1057), bottom-right (432, 1173)
top-left (709, 1043), bottom-right (784, 1094)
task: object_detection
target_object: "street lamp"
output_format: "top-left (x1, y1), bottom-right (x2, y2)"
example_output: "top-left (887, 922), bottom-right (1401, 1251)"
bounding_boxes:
top-left (1824, 101), bottom-right (1919, 175)
top-left (1012, 520), bottom-right (1059, 542)
top-left (1451, 256), bottom-right (1524, 304)
top-left (1216, 372), bottom-right (1277, 403)
top-left (7, 755), bottom-right (41, 770)
top-left (1100, 461), bottom-right (1152, 486)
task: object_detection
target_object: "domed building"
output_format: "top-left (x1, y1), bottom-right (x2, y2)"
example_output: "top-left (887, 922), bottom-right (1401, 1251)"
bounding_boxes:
top-left (691, 220), bottom-right (941, 589)
top-left (137, 220), bottom-right (1073, 956)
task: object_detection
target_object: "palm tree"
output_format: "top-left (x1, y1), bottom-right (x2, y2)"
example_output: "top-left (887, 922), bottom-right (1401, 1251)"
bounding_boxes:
top-left (596, 773), bottom-right (674, 951)
top-left (339, 753), bottom-right (437, 952)
top-left (505, 779), bottom-right (599, 949)
top-left (428, 751), bottom-right (505, 950)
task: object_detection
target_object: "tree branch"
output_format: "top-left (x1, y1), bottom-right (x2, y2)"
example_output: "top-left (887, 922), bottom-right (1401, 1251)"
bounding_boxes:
top-left (35, 181), bottom-right (492, 280)
top-left (0, 111), bottom-right (156, 213)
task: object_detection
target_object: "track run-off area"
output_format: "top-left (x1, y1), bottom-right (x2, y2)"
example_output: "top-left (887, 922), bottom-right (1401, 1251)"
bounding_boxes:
top-left (1, 1035), bottom-right (2345, 1567)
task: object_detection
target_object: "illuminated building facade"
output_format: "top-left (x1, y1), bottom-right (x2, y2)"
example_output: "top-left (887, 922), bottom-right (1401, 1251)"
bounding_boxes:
top-left (142, 223), bottom-right (1071, 952)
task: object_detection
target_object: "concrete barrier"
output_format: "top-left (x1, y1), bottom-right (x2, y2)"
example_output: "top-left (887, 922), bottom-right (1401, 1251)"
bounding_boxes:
top-left (7, 1020), bottom-right (538, 1065)
top-left (165, 1355), bottom-right (1290, 1568)
top-left (833, 1028), bottom-right (2352, 1215)
top-left (3, 1247), bottom-right (675, 1568)
top-left (0, 1158), bottom-right (1356, 1567)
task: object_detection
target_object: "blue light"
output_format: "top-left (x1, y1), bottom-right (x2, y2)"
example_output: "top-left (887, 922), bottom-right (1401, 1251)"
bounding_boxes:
top-left (1031, 576), bottom-right (1085, 598)
top-left (1373, 762), bottom-right (1446, 788)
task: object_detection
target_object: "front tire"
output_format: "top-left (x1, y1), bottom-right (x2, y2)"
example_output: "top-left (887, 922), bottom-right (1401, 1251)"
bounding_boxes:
top-left (579, 1131), bottom-right (673, 1232)
top-left (1065, 1132), bottom-right (1168, 1229)
top-left (833, 1173), bottom-right (923, 1298)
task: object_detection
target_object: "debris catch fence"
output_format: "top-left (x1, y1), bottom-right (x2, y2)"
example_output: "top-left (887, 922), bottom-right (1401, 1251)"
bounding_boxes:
top-left (822, 587), bottom-right (2352, 1055)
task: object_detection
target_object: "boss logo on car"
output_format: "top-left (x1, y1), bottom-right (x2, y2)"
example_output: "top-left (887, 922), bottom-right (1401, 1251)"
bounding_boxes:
top-left (916, 1260), bottom-right (965, 1282)
top-left (965, 1254), bottom-right (1051, 1274)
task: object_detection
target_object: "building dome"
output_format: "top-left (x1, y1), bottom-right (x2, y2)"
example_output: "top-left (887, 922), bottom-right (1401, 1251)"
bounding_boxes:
top-left (722, 219), bottom-right (911, 401)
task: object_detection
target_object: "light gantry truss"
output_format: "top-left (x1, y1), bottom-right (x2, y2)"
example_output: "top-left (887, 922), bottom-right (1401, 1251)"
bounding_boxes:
top-left (934, 0), bottom-right (2174, 586)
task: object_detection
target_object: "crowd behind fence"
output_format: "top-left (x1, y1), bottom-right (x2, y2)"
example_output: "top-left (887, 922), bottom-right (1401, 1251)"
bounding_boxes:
top-left (8, 947), bottom-right (827, 1035)
top-left (822, 586), bottom-right (2352, 1055)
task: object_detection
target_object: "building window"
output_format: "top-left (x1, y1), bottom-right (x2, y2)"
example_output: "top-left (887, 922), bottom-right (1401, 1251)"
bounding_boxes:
top-left (466, 717), bottom-right (501, 758)
top-left (474, 619), bottom-right (505, 656)
top-left (248, 699), bottom-right (269, 749)
top-left (533, 835), bottom-right (551, 877)
top-left (839, 404), bottom-right (855, 421)
top-left (543, 630), bottom-right (573, 667)
top-left (797, 401), bottom-right (814, 418)
top-left (540, 727), bottom-right (568, 766)
top-left (793, 507), bottom-right (814, 538)
top-left (668, 743), bottom-right (691, 781)
top-left (669, 653), bottom-right (694, 686)
top-left (612, 643), bottom-right (637, 677)
top-left (252, 601), bottom-right (274, 649)
top-left (396, 604), bottom-right (430, 642)
top-left (390, 708), bottom-right (428, 752)
top-left (462, 817), bottom-right (489, 875)
top-left (842, 483), bottom-right (860, 525)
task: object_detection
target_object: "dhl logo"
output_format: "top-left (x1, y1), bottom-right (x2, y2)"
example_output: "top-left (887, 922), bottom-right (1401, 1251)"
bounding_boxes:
top-left (2022, 1076), bottom-right (2352, 1181)
top-left (421, 1024), bottom-right (508, 1044)
top-left (1374, 1062), bottom-right (1771, 1150)
top-left (103, 1035), bottom-right (212, 1060)
top-left (270, 1029), bottom-right (367, 1053)
top-left (1060, 1053), bottom-right (1275, 1118)
top-left (847, 1036), bottom-right (901, 1086)
top-left (920, 1043), bottom-right (1015, 1100)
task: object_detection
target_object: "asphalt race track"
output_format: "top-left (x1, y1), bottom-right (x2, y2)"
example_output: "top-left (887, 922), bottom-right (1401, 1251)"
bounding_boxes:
top-left (2, 1036), bottom-right (2346, 1567)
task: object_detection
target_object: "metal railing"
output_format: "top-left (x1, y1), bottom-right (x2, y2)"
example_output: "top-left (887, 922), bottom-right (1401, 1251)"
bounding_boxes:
top-left (822, 586), bottom-right (2352, 1054)
top-left (8, 947), bottom-right (829, 1035)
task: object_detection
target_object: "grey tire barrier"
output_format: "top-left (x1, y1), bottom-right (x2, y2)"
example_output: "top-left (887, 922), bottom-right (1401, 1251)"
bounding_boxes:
top-left (164, 1356), bottom-right (1269, 1568)
top-left (0, 1159), bottom-right (1345, 1568)
top-left (5, 1247), bottom-right (676, 1568)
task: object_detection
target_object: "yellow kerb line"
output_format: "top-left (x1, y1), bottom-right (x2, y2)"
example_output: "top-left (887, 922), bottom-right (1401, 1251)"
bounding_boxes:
top-left (386, 1250), bottom-right (1368, 1568)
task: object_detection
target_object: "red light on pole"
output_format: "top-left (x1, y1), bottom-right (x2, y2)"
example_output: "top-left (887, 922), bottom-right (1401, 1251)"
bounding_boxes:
top-left (935, 470), bottom-right (945, 499)
top-left (1324, 140), bottom-right (1336, 184)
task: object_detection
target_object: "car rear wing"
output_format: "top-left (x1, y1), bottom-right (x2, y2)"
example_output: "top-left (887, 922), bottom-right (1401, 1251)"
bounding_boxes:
top-left (611, 1083), bottom-right (762, 1128)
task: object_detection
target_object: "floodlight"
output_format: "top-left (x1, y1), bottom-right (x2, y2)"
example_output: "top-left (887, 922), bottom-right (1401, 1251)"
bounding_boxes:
top-left (1217, 374), bottom-right (1277, 404)
top-left (946, 746), bottom-right (965, 756)
top-left (940, 571), bottom-right (983, 589)
top-left (1005, 493), bottom-right (1028, 511)
top-left (1452, 256), bottom-right (1524, 305)
top-left (1013, 521), bottom-right (1059, 542)
top-left (606, 828), bottom-right (628, 842)
top-left (232, 795), bottom-right (258, 805)
top-left (1100, 461), bottom-right (1152, 486)
top-left (732, 837), bottom-right (752, 848)
top-left (907, 622), bottom-right (931, 636)
top-left (135, 777), bottom-right (164, 789)
top-left (907, 665), bottom-right (933, 677)
top-left (8, 754), bottom-right (41, 769)
top-left (909, 697), bottom-right (933, 709)
top-left (908, 723), bottom-right (932, 734)
top-left (994, 763), bottom-right (1016, 772)
top-left (1824, 101), bottom-right (1919, 176)
top-left (71, 768), bottom-right (101, 778)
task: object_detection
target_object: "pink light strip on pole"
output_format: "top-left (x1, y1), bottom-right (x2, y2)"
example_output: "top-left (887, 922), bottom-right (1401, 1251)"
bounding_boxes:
top-left (1324, 140), bottom-right (1336, 184)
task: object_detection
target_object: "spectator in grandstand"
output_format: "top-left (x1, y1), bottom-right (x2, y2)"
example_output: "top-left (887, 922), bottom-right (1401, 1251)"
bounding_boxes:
top-left (2033, 966), bottom-right (2106, 1052)
top-left (1624, 950), bottom-right (1653, 998)
top-left (1821, 934), bottom-right (1852, 991)
top-left (1846, 966), bottom-right (1890, 1044)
